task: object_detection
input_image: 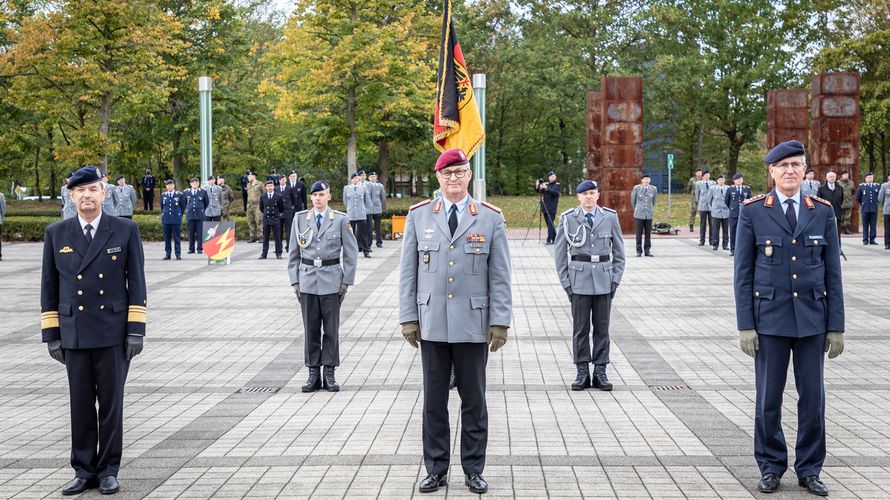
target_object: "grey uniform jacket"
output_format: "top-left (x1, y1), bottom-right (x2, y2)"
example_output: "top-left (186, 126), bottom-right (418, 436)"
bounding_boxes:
top-left (203, 184), bottom-right (223, 218)
top-left (631, 184), bottom-right (657, 220)
top-left (61, 186), bottom-right (77, 219)
top-left (116, 184), bottom-right (137, 216)
top-left (368, 182), bottom-right (385, 215)
top-left (287, 209), bottom-right (358, 295)
top-left (878, 182), bottom-right (890, 215)
top-left (696, 180), bottom-right (716, 210)
top-left (0, 192), bottom-right (6, 224)
top-left (707, 185), bottom-right (730, 218)
top-left (343, 184), bottom-right (370, 221)
top-left (399, 197), bottom-right (512, 343)
top-left (554, 206), bottom-right (626, 296)
top-left (103, 183), bottom-right (120, 216)
top-left (800, 179), bottom-right (821, 199)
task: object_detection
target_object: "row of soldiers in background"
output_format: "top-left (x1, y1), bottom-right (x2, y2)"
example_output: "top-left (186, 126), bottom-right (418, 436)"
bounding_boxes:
top-left (244, 171), bottom-right (307, 254)
top-left (342, 170), bottom-right (387, 258)
top-left (61, 174), bottom-right (137, 220)
top-left (691, 170), bottom-right (753, 253)
top-left (159, 176), bottom-right (237, 259)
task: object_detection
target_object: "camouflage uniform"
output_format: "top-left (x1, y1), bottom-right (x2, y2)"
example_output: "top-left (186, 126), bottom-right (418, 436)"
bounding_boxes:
top-left (219, 184), bottom-right (236, 221)
top-left (246, 180), bottom-right (264, 240)
top-left (838, 178), bottom-right (855, 233)
top-left (687, 176), bottom-right (698, 229)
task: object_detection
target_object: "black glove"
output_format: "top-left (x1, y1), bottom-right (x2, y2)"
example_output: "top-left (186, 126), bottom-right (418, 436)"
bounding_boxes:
top-left (47, 340), bottom-right (65, 365)
top-left (564, 287), bottom-right (573, 301)
top-left (610, 282), bottom-right (619, 299)
top-left (125, 335), bottom-right (144, 361)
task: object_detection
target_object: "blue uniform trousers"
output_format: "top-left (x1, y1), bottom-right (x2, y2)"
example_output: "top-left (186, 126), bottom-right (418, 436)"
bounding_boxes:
top-left (861, 212), bottom-right (877, 243)
top-left (186, 219), bottom-right (203, 252)
top-left (163, 224), bottom-right (181, 257)
top-left (729, 217), bottom-right (739, 252)
top-left (755, 333), bottom-right (826, 479)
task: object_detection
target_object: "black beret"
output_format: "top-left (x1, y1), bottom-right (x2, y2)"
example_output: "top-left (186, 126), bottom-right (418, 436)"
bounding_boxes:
top-left (350, 172), bottom-right (360, 179)
top-left (216, 174), bottom-right (225, 179)
top-left (547, 171), bottom-right (555, 177)
top-left (694, 167), bottom-right (702, 173)
top-left (732, 173), bottom-right (743, 180)
top-left (842, 169), bottom-right (849, 174)
top-left (641, 172), bottom-right (651, 179)
top-left (189, 177), bottom-right (199, 183)
top-left (116, 175), bottom-right (125, 181)
top-left (703, 169), bottom-right (711, 174)
top-left (716, 174), bottom-right (724, 180)
top-left (67, 166), bottom-right (103, 190)
top-left (207, 175), bottom-right (215, 181)
top-left (165, 179), bottom-right (174, 185)
top-left (246, 170), bottom-right (255, 176)
top-left (265, 180), bottom-right (275, 186)
top-left (358, 170), bottom-right (366, 176)
top-left (764, 140), bottom-right (805, 164)
top-left (289, 170), bottom-right (297, 175)
top-left (368, 171), bottom-right (377, 176)
top-left (310, 180), bottom-right (329, 193)
top-left (576, 180), bottom-right (598, 193)
top-left (865, 172), bottom-right (874, 177)
top-left (805, 167), bottom-right (814, 174)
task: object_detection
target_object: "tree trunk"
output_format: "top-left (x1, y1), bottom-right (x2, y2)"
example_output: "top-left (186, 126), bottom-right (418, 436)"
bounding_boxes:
top-left (696, 118), bottom-right (704, 170)
top-left (726, 133), bottom-right (743, 176)
top-left (172, 129), bottom-right (184, 187)
top-left (47, 129), bottom-right (57, 199)
top-left (100, 91), bottom-right (112, 173)
top-left (346, 86), bottom-right (357, 177)
top-left (377, 139), bottom-right (389, 193)
top-left (34, 146), bottom-right (42, 201)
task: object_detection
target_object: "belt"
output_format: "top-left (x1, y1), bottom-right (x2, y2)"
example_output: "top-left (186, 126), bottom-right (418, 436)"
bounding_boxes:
top-left (571, 255), bottom-right (610, 263)
top-left (301, 257), bottom-right (340, 267)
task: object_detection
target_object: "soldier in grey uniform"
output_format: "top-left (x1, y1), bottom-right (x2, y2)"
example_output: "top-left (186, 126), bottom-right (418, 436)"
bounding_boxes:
top-left (343, 172), bottom-right (371, 257)
top-left (687, 167), bottom-right (702, 232)
top-left (288, 180), bottom-right (358, 392)
top-left (203, 176), bottom-right (223, 221)
top-left (0, 190), bottom-right (5, 261)
top-left (707, 174), bottom-right (730, 250)
top-left (101, 175), bottom-right (120, 217)
top-left (399, 148), bottom-right (512, 495)
top-left (367, 172), bottom-right (386, 248)
top-left (631, 172), bottom-right (657, 257)
top-left (800, 168), bottom-right (821, 198)
top-left (878, 174), bottom-right (890, 250)
top-left (555, 179), bottom-right (626, 391)
top-left (62, 172), bottom-right (78, 220)
top-left (696, 170), bottom-right (716, 245)
top-left (115, 175), bottom-right (137, 219)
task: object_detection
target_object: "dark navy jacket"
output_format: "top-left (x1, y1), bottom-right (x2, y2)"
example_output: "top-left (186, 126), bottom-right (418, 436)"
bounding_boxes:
top-left (183, 188), bottom-right (210, 221)
top-left (41, 214), bottom-right (147, 349)
top-left (259, 191), bottom-right (285, 224)
top-left (855, 183), bottom-right (880, 213)
top-left (724, 184), bottom-right (753, 219)
top-left (733, 190), bottom-right (844, 338)
top-left (161, 190), bottom-right (185, 225)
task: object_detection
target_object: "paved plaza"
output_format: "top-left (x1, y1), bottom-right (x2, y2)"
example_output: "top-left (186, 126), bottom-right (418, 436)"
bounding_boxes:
top-left (1, 234), bottom-right (889, 499)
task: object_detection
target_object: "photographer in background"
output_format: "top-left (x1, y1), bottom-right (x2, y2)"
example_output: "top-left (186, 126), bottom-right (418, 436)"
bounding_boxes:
top-left (536, 171), bottom-right (561, 244)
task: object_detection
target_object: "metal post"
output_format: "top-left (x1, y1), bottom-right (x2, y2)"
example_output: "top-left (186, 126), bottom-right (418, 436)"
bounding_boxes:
top-left (472, 73), bottom-right (486, 202)
top-left (666, 153), bottom-right (674, 216)
top-left (199, 77), bottom-right (213, 182)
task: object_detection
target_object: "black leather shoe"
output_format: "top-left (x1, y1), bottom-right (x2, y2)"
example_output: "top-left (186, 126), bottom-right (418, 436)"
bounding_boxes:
top-left (175, 255), bottom-right (181, 260)
top-left (645, 252), bottom-right (654, 257)
top-left (799, 476), bottom-right (828, 496)
top-left (376, 242), bottom-right (383, 248)
top-left (636, 252), bottom-right (642, 257)
top-left (591, 364), bottom-right (613, 391)
top-left (187, 250), bottom-right (195, 254)
top-left (363, 251), bottom-right (371, 258)
top-left (449, 368), bottom-right (457, 390)
top-left (757, 473), bottom-right (780, 493)
top-left (276, 254), bottom-right (282, 259)
top-left (99, 476), bottom-right (120, 495)
top-left (302, 367), bottom-right (321, 393)
top-left (62, 477), bottom-right (95, 495)
top-left (571, 363), bottom-right (590, 391)
top-left (163, 255), bottom-right (171, 260)
top-left (465, 473), bottom-right (488, 493)
top-left (322, 366), bottom-right (340, 392)
top-left (418, 473), bottom-right (447, 493)
top-left (698, 242), bottom-right (705, 246)
top-left (258, 254), bottom-right (267, 259)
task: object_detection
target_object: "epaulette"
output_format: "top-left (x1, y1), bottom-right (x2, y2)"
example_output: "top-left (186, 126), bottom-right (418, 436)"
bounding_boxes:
top-left (480, 200), bottom-right (502, 213)
top-left (601, 206), bottom-right (617, 213)
top-left (295, 209), bottom-right (308, 216)
top-left (332, 209), bottom-right (346, 216)
top-left (744, 193), bottom-right (767, 205)
top-left (409, 199), bottom-right (432, 211)
top-left (810, 196), bottom-right (832, 207)
top-left (560, 207), bottom-right (575, 217)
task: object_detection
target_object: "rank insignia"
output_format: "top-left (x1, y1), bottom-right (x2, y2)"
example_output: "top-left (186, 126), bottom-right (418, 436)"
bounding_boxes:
top-left (59, 246), bottom-right (74, 254)
top-left (300, 239), bottom-right (307, 246)
top-left (467, 233), bottom-right (486, 243)
top-left (764, 244), bottom-right (773, 257)
top-left (423, 252), bottom-right (430, 264)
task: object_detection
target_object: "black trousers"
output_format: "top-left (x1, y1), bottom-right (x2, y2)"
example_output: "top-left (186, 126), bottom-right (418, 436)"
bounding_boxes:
top-left (861, 211), bottom-right (877, 243)
top-left (186, 219), bottom-right (203, 252)
top-left (262, 221), bottom-right (282, 256)
top-left (205, 215), bottom-right (220, 222)
top-left (143, 190), bottom-right (154, 211)
top-left (571, 293), bottom-right (612, 365)
top-left (301, 292), bottom-right (341, 367)
top-left (241, 189), bottom-right (248, 212)
top-left (884, 214), bottom-right (890, 247)
top-left (755, 334), bottom-right (826, 479)
top-left (421, 340), bottom-right (488, 476)
top-left (282, 215), bottom-right (294, 251)
top-left (711, 217), bottom-right (729, 249)
top-left (370, 213), bottom-right (383, 245)
top-left (65, 346), bottom-right (129, 480)
top-left (729, 217), bottom-right (739, 252)
top-left (163, 224), bottom-right (181, 257)
top-left (542, 206), bottom-right (557, 243)
top-left (0, 224), bottom-right (3, 258)
top-left (634, 218), bottom-right (652, 254)
top-left (699, 211), bottom-right (712, 244)
top-left (350, 219), bottom-right (369, 252)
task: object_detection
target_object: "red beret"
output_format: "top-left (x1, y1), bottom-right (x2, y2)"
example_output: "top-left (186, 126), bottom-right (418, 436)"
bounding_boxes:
top-left (435, 148), bottom-right (469, 171)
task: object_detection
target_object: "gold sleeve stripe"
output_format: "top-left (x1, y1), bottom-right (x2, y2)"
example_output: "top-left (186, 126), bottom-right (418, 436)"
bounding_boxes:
top-left (128, 306), bottom-right (147, 312)
top-left (41, 317), bottom-right (60, 329)
top-left (127, 311), bottom-right (147, 323)
top-left (41, 312), bottom-right (60, 319)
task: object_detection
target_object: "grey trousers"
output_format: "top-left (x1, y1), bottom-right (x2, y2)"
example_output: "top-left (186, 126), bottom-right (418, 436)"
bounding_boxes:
top-left (571, 293), bottom-right (612, 365)
top-left (301, 292), bottom-right (341, 367)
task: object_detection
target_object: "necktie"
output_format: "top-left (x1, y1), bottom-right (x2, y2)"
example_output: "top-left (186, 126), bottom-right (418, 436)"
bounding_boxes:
top-left (448, 205), bottom-right (458, 236)
top-left (586, 213), bottom-right (595, 228)
top-left (316, 214), bottom-right (322, 230)
top-left (84, 223), bottom-right (93, 244)
top-left (784, 199), bottom-right (797, 232)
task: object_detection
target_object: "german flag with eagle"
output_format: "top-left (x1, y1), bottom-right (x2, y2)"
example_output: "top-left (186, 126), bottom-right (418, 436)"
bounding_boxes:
top-left (433, 0), bottom-right (485, 157)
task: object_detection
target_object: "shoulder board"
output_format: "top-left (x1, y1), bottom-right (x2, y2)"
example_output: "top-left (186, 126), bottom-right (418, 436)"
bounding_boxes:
top-left (560, 208), bottom-right (575, 217)
top-left (743, 193), bottom-right (767, 205)
top-left (295, 210), bottom-right (308, 216)
top-left (332, 210), bottom-right (347, 216)
top-left (480, 200), bottom-right (502, 213)
top-left (601, 206), bottom-right (617, 213)
top-left (810, 196), bottom-right (832, 207)
top-left (409, 199), bottom-right (432, 211)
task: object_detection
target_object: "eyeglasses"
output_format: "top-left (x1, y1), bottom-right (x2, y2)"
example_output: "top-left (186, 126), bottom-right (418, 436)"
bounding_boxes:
top-left (437, 168), bottom-right (470, 179)
top-left (771, 162), bottom-right (806, 171)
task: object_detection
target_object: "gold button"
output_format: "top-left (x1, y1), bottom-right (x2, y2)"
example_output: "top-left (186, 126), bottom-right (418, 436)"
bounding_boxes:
top-left (111, 255), bottom-right (117, 261)
top-left (448, 277), bottom-right (454, 283)
top-left (99, 290), bottom-right (104, 295)
top-left (792, 239), bottom-right (797, 244)
top-left (814, 240), bottom-right (819, 244)
top-left (793, 292), bottom-right (799, 298)
top-left (449, 261), bottom-right (454, 266)
top-left (754, 292), bottom-right (760, 297)
top-left (792, 274), bottom-right (797, 279)
top-left (77, 275), bottom-right (83, 280)
top-left (77, 290), bottom-right (83, 296)
top-left (98, 273), bottom-right (104, 279)
top-left (792, 256), bottom-right (797, 262)
top-left (78, 306), bottom-right (84, 311)
top-left (448, 294), bottom-right (453, 299)
top-left (766, 240), bottom-right (771, 245)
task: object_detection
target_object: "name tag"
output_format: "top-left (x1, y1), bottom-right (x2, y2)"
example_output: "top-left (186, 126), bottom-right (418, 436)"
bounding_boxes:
top-left (106, 247), bottom-right (122, 254)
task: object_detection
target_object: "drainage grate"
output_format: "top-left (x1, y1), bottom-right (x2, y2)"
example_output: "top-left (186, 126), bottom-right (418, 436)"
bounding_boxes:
top-left (649, 384), bottom-right (691, 392)
top-left (237, 386), bottom-right (281, 394)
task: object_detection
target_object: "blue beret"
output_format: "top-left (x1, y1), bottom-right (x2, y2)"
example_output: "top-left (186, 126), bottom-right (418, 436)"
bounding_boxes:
top-left (368, 171), bottom-right (377, 176)
top-left (189, 177), bottom-right (199, 183)
top-left (576, 180), bottom-right (598, 193)
top-left (865, 172), bottom-right (874, 177)
top-left (805, 167), bottom-right (813, 174)
top-left (764, 140), bottom-right (805, 164)
top-left (116, 175), bottom-right (125, 181)
top-left (67, 166), bottom-right (103, 190)
top-left (310, 180), bottom-right (329, 193)
top-left (350, 172), bottom-right (359, 179)
top-left (547, 171), bottom-right (555, 177)
top-left (716, 174), bottom-right (724, 180)
top-left (207, 175), bottom-right (215, 181)
top-left (165, 179), bottom-right (174, 185)
top-left (66, 172), bottom-right (74, 179)
top-left (703, 169), bottom-right (710, 174)
top-left (732, 173), bottom-right (743, 180)
top-left (264, 179), bottom-right (275, 186)
top-left (694, 167), bottom-right (702, 173)
top-left (642, 172), bottom-right (651, 179)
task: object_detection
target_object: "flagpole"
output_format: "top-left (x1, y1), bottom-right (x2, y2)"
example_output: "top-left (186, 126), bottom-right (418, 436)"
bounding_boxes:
top-left (472, 73), bottom-right (487, 202)
top-left (199, 77), bottom-right (213, 181)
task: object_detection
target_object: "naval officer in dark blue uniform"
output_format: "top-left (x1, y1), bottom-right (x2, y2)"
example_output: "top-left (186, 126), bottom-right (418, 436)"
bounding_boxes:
top-left (40, 166), bottom-right (147, 496)
top-left (183, 177), bottom-right (210, 254)
top-left (161, 179), bottom-right (185, 260)
top-left (734, 140), bottom-right (844, 497)
top-left (724, 172), bottom-right (752, 255)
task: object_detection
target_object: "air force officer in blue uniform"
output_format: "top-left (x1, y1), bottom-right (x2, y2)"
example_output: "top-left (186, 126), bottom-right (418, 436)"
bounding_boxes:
top-left (41, 166), bottom-right (147, 495)
top-left (733, 140), bottom-right (844, 497)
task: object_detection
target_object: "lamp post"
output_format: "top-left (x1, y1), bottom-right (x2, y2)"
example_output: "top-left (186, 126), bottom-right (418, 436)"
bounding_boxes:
top-left (199, 77), bottom-right (213, 182)
top-left (472, 73), bottom-right (487, 202)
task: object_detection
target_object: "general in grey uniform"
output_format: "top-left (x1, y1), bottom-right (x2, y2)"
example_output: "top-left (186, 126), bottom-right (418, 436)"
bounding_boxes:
top-left (399, 148), bottom-right (512, 495)
top-left (696, 171), bottom-right (716, 245)
top-left (102, 175), bottom-right (120, 216)
top-left (288, 180), bottom-right (357, 392)
top-left (367, 171), bottom-right (386, 248)
top-left (115, 176), bottom-right (137, 219)
top-left (631, 172), bottom-right (656, 257)
top-left (343, 173), bottom-right (371, 257)
top-left (203, 176), bottom-right (223, 221)
top-left (555, 180), bottom-right (626, 391)
top-left (707, 174), bottom-right (730, 250)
